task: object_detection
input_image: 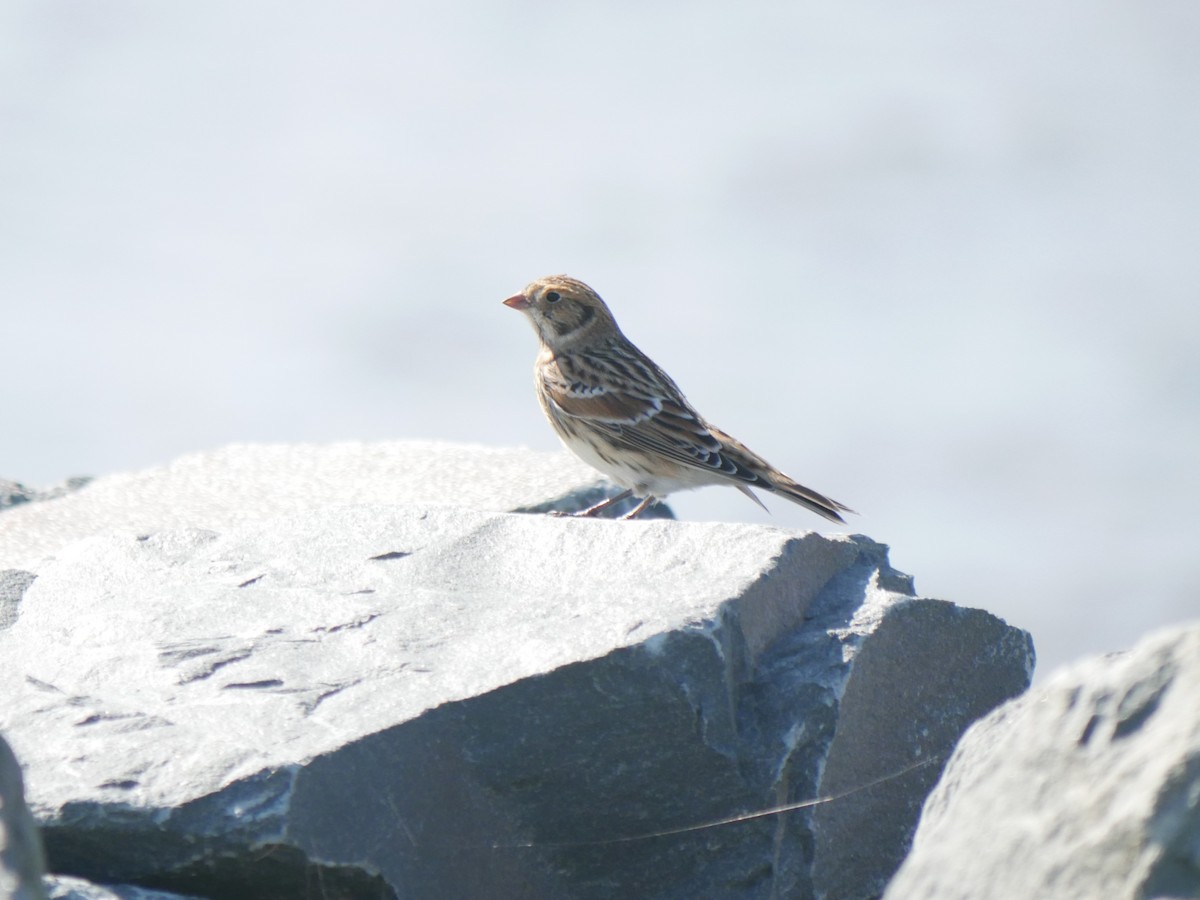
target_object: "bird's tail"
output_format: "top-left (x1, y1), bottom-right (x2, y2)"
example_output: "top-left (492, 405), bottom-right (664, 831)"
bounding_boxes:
top-left (763, 472), bottom-right (854, 524)
top-left (709, 426), bottom-right (854, 524)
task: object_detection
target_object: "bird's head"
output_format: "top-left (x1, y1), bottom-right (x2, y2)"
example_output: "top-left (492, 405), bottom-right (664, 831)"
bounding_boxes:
top-left (503, 275), bottom-right (618, 350)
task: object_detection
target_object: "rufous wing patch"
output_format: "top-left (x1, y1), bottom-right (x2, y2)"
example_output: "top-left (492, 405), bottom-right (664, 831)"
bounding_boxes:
top-left (543, 376), bottom-right (660, 424)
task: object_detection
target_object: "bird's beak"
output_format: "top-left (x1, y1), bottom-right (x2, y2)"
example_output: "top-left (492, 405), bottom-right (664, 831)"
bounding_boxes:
top-left (503, 292), bottom-right (530, 310)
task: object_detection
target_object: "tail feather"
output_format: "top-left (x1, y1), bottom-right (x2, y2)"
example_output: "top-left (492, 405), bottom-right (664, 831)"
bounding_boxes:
top-left (734, 483), bottom-right (770, 513)
top-left (706, 426), bottom-right (854, 524)
top-left (766, 474), bottom-right (854, 524)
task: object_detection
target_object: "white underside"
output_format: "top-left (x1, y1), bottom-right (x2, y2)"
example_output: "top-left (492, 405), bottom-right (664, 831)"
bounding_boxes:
top-left (559, 432), bottom-right (727, 499)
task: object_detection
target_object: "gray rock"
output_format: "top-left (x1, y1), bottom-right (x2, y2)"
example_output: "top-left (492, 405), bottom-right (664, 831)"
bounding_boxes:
top-left (0, 441), bottom-right (648, 570)
top-left (811, 600), bottom-right (1034, 899)
top-left (1, 732), bottom-right (47, 900)
top-left (0, 479), bottom-right (91, 513)
top-left (885, 622), bottom-right (1200, 900)
top-left (0, 480), bottom-right (38, 510)
top-left (0, 496), bottom-right (1032, 899)
top-left (0, 571), bottom-right (37, 631)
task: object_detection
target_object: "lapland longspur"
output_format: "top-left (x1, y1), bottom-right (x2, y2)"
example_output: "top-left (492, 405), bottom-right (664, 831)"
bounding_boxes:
top-left (503, 275), bottom-right (853, 523)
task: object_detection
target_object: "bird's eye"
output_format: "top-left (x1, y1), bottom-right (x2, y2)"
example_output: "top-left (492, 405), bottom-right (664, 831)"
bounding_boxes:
top-left (545, 291), bottom-right (561, 303)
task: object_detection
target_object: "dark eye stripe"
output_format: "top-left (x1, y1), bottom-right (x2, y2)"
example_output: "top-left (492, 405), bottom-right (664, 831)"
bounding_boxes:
top-left (549, 303), bottom-right (595, 337)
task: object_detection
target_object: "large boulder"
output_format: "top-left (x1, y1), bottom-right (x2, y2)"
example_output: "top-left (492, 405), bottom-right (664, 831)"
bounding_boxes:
top-left (885, 622), bottom-right (1200, 900)
top-left (0, 442), bottom-right (1034, 899)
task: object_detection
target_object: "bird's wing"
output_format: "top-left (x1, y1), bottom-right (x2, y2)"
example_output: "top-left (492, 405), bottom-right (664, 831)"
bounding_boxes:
top-left (541, 346), bottom-right (751, 479)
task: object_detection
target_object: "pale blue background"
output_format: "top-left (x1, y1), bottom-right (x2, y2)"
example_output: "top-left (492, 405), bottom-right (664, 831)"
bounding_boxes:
top-left (3, 1), bottom-right (1197, 677)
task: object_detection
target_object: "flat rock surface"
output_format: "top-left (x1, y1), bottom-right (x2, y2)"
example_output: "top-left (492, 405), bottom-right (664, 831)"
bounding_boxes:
top-left (0, 441), bottom-right (620, 569)
top-left (885, 622), bottom-right (1200, 900)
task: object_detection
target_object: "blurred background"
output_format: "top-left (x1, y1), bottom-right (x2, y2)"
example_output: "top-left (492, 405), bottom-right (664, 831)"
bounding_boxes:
top-left (2, 1), bottom-right (1197, 679)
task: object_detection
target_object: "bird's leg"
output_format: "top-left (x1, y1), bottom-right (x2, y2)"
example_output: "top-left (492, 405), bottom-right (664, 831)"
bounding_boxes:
top-left (620, 496), bottom-right (657, 520)
top-left (566, 489), bottom-right (634, 518)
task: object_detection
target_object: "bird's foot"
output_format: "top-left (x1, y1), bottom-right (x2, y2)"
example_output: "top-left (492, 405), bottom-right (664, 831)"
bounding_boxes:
top-left (545, 489), bottom-right (639, 518)
top-left (619, 496), bottom-right (657, 520)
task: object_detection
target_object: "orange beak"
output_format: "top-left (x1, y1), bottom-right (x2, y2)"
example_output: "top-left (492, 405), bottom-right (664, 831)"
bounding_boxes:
top-left (503, 293), bottom-right (530, 310)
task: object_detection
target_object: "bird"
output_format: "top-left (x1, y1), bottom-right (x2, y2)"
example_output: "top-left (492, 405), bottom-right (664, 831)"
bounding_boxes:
top-left (503, 274), bottom-right (853, 523)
